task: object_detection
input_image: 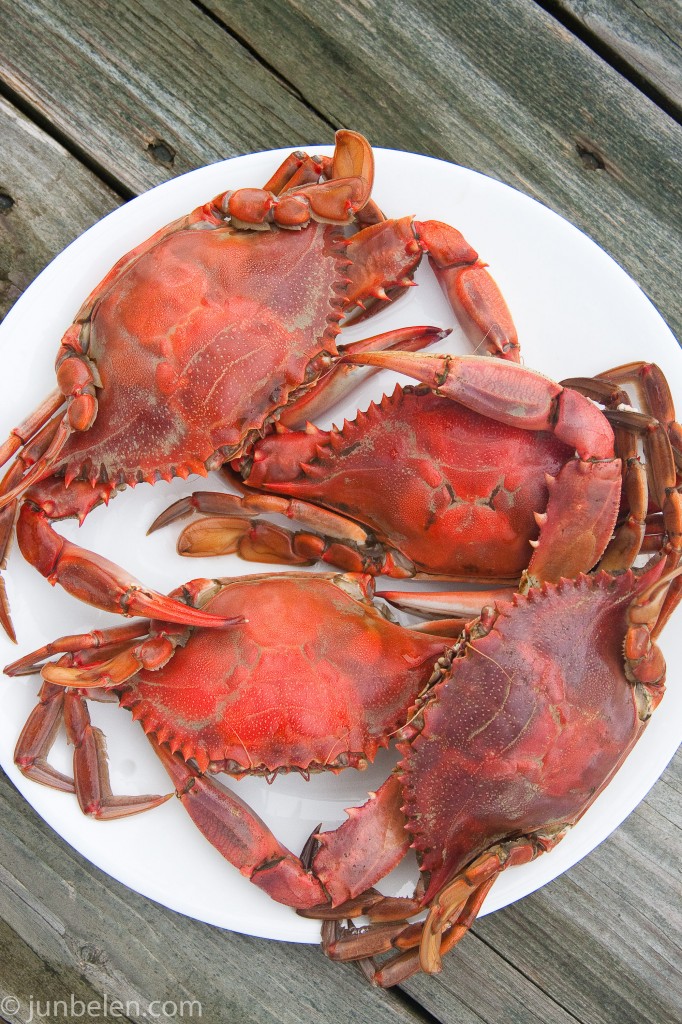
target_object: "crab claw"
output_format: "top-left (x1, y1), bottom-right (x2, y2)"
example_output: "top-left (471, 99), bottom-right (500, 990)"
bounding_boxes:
top-left (331, 129), bottom-right (375, 207)
top-left (15, 503), bottom-right (243, 632)
top-left (122, 587), bottom-right (244, 629)
top-left (345, 351), bottom-right (615, 459)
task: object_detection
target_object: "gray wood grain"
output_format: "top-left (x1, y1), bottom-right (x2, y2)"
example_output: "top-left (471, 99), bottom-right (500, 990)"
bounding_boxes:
top-left (551, 0), bottom-right (682, 117)
top-left (0, 0), bottom-right (330, 197)
top-left (202, 0), bottom-right (682, 342)
top-left (0, 97), bottom-right (120, 320)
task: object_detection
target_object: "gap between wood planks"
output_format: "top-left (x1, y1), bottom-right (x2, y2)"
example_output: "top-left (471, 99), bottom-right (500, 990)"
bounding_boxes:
top-left (0, 0), bottom-right (677, 206)
top-left (187, 0), bottom-right (682, 130)
top-left (0, 76), bottom-right (131, 204)
top-left (0, 76), bottom-right (135, 203)
top-left (534, 0), bottom-right (681, 124)
top-left (191, 0), bottom-right (338, 132)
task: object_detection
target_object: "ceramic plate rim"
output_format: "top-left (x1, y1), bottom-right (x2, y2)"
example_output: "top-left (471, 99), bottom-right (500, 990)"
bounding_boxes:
top-left (0, 143), bottom-right (680, 942)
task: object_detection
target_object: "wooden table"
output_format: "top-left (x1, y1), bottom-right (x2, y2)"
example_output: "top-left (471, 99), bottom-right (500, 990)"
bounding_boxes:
top-left (0, 2), bottom-right (680, 1022)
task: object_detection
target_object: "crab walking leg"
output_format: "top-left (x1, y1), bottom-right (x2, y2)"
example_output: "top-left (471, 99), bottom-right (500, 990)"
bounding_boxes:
top-left (378, 588), bottom-right (515, 621)
top-left (13, 680), bottom-right (171, 818)
top-left (15, 490), bottom-right (242, 630)
top-left (415, 220), bottom-right (520, 361)
top-left (262, 151), bottom-right (324, 195)
top-left (14, 682), bottom-right (75, 791)
top-left (0, 320), bottom-right (104, 513)
top-left (564, 363), bottom-right (682, 631)
top-left (0, 412), bottom-right (69, 641)
top-left (156, 489), bottom-right (407, 575)
top-left (7, 614), bottom-right (180, 790)
top-left (0, 388), bottom-right (65, 469)
top-left (150, 490), bottom-right (380, 571)
top-left (317, 852), bottom-right (505, 987)
top-left (595, 360), bottom-right (682, 467)
top-left (563, 365), bottom-right (682, 569)
top-left (151, 738), bottom-right (328, 909)
top-left (10, 622), bottom-right (184, 809)
top-left (5, 620), bottom-right (153, 677)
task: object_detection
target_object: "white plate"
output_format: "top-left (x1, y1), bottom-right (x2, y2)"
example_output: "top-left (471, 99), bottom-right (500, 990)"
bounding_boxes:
top-left (0, 145), bottom-right (680, 943)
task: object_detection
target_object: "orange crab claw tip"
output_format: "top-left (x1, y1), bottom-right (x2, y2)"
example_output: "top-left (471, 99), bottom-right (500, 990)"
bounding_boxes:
top-left (125, 589), bottom-right (246, 629)
top-left (0, 584), bottom-right (16, 643)
top-left (147, 497), bottom-right (195, 534)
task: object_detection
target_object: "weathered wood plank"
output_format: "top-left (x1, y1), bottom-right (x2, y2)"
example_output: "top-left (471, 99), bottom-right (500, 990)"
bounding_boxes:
top-left (1, 0), bottom-right (680, 339)
top-left (0, 96), bottom-right (120, 320)
top-left (0, 0), bottom-right (330, 197)
top-left (550, 0), bottom-right (682, 117)
top-left (203, 0), bottom-right (682, 341)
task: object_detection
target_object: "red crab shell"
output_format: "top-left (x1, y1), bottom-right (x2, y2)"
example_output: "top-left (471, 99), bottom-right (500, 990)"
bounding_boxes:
top-left (58, 223), bottom-right (346, 485)
top-left (236, 384), bottom-right (574, 579)
top-left (113, 573), bottom-right (445, 775)
top-left (401, 563), bottom-right (665, 904)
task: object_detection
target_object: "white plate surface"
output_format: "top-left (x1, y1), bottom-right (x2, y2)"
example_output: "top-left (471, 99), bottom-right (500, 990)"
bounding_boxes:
top-left (0, 145), bottom-right (680, 942)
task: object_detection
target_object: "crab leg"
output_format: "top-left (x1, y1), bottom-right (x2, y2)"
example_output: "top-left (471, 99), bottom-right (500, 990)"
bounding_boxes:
top-left (14, 491), bottom-right (241, 630)
top-left (262, 151), bottom-right (324, 195)
top-left (151, 737), bottom-right (328, 909)
top-left (596, 361), bottom-right (682, 469)
top-left (5, 620), bottom-right (153, 676)
top-left (415, 220), bottom-right (520, 361)
top-left (418, 836), bottom-right (556, 975)
top-left (149, 489), bottom-right (378, 566)
top-left (14, 682), bottom-right (75, 791)
top-left (0, 389), bottom-right (64, 469)
top-left (0, 412), bottom-right (69, 642)
top-left (564, 363), bottom-right (682, 624)
top-left (379, 588), bottom-right (514, 620)
top-left (0, 317), bottom-right (106, 514)
top-left (13, 678), bottom-right (171, 818)
top-left (152, 485), bottom-right (419, 578)
top-left (343, 216), bottom-right (519, 360)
